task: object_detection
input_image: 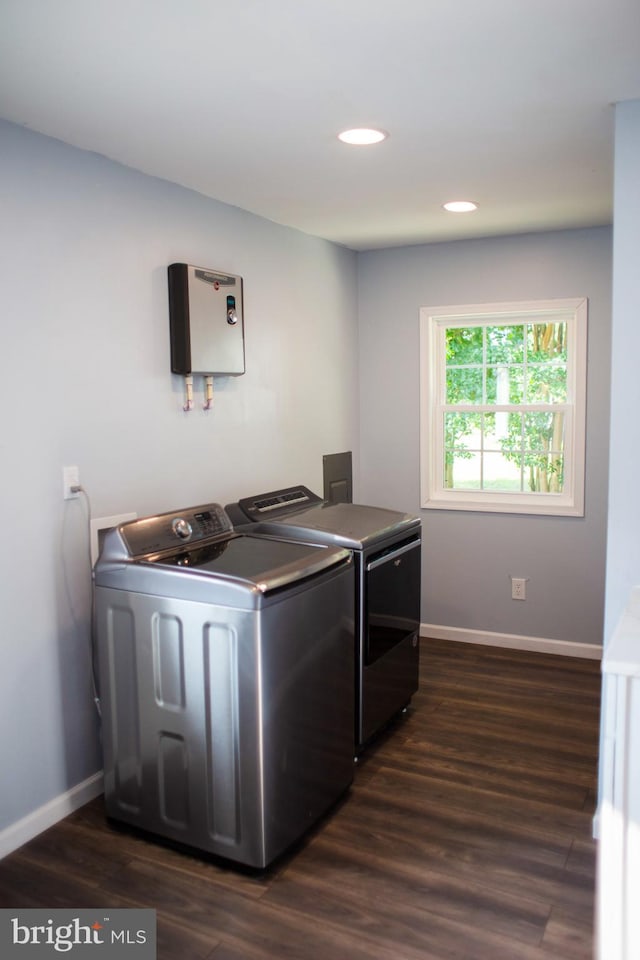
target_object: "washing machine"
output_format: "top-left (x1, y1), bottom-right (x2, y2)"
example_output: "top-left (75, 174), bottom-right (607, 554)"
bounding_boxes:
top-left (93, 502), bottom-right (355, 869)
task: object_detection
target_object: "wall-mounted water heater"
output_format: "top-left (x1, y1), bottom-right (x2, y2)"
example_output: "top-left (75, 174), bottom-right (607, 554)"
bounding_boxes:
top-left (168, 263), bottom-right (245, 376)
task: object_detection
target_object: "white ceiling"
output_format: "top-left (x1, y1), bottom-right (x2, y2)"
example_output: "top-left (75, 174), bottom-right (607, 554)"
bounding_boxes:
top-left (1, 0), bottom-right (639, 251)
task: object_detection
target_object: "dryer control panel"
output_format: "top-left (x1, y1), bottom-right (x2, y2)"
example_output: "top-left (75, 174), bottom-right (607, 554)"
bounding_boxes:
top-left (230, 485), bottom-right (323, 523)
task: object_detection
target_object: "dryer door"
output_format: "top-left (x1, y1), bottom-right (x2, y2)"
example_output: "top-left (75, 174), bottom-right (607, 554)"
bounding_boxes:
top-left (364, 536), bottom-right (421, 665)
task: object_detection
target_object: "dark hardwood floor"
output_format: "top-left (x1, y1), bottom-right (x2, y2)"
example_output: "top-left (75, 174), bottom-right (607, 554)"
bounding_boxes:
top-left (0, 638), bottom-right (601, 959)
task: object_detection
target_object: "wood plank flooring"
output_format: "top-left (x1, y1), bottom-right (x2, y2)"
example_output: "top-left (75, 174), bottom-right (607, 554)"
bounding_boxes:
top-left (0, 638), bottom-right (601, 959)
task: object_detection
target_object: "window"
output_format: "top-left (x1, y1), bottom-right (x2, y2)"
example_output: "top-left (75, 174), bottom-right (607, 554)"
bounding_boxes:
top-left (420, 298), bottom-right (587, 516)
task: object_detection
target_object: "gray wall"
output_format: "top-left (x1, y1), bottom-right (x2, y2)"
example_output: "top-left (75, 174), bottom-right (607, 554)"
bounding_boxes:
top-left (605, 99), bottom-right (640, 638)
top-left (0, 121), bottom-right (359, 833)
top-left (357, 228), bottom-right (612, 646)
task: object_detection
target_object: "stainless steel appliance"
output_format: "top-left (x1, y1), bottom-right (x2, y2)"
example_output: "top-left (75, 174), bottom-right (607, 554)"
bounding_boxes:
top-left (226, 486), bottom-right (421, 752)
top-left (93, 503), bottom-right (355, 869)
top-left (168, 263), bottom-right (245, 375)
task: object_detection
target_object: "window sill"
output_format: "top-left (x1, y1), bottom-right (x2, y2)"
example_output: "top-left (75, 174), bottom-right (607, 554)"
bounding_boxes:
top-left (421, 492), bottom-right (584, 517)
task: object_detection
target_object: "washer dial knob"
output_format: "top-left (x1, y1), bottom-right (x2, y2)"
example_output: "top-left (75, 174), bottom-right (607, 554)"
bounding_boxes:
top-left (172, 517), bottom-right (193, 541)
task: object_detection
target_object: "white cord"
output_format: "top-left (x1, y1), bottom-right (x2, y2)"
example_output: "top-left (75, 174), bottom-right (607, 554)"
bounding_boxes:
top-left (74, 485), bottom-right (102, 719)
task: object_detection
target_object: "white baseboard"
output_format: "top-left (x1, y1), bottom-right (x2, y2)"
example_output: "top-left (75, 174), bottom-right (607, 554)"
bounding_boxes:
top-left (421, 622), bottom-right (602, 660)
top-left (0, 772), bottom-right (104, 860)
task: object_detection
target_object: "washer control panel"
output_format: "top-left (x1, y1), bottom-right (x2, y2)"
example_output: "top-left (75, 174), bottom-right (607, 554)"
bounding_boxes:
top-left (120, 503), bottom-right (233, 558)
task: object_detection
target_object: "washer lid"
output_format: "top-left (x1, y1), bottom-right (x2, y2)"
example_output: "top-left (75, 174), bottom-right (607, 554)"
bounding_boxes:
top-left (94, 503), bottom-right (352, 606)
top-left (154, 533), bottom-right (346, 591)
top-left (248, 501), bottom-right (421, 550)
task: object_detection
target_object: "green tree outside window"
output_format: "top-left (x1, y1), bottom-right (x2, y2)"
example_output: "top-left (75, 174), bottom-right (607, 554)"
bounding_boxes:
top-left (444, 322), bottom-right (567, 493)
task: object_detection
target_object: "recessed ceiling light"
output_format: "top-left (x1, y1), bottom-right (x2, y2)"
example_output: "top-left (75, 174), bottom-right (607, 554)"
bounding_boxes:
top-left (443, 200), bottom-right (478, 213)
top-left (338, 128), bottom-right (388, 145)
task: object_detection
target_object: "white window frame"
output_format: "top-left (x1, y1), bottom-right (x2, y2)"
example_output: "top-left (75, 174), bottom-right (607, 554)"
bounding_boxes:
top-left (419, 298), bottom-right (587, 517)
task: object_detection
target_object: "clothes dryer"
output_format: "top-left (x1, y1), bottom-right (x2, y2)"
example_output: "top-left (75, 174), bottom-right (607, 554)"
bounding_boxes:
top-left (226, 485), bottom-right (421, 752)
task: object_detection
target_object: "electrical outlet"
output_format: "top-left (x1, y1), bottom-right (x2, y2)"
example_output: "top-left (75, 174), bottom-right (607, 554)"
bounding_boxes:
top-left (511, 577), bottom-right (527, 601)
top-left (63, 465), bottom-right (80, 500)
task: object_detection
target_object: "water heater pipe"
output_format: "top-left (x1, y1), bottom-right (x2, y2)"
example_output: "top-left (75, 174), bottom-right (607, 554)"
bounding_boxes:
top-left (204, 375), bottom-right (214, 410)
top-left (183, 375), bottom-right (194, 412)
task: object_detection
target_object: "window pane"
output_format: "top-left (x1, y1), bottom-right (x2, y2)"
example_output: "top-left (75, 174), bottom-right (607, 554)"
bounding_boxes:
top-left (446, 326), bottom-right (483, 365)
top-left (485, 365), bottom-right (524, 404)
top-left (485, 366), bottom-right (496, 403)
top-left (446, 450), bottom-right (481, 489)
top-left (520, 411), bottom-right (565, 492)
top-left (527, 322), bottom-right (567, 361)
top-left (507, 367), bottom-right (525, 403)
top-left (486, 325), bottom-right (524, 364)
top-left (499, 413), bottom-right (524, 449)
top-left (446, 367), bottom-right (483, 403)
top-left (483, 412), bottom-right (508, 450)
top-left (494, 413), bottom-right (524, 477)
top-left (523, 411), bottom-right (565, 452)
top-left (482, 451), bottom-right (523, 490)
top-left (526, 362), bottom-right (567, 403)
top-left (444, 411), bottom-right (481, 447)
top-left (523, 455), bottom-right (564, 493)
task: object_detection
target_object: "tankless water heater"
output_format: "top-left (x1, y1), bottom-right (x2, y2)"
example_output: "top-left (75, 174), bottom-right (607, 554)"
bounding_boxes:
top-left (168, 263), bottom-right (245, 375)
